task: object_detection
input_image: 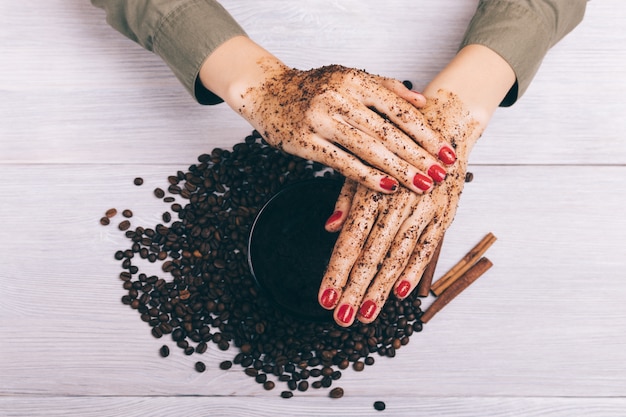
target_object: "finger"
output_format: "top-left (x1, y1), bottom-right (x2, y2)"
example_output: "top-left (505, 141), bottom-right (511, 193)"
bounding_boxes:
top-left (320, 119), bottom-right (435, 194)
top-left (360, 81), bottom-right (457, 166)
top-left (393, 219), bottom-right (443, 300)
top-left (333, 189), bottom-right (415, 327)
top-left (319, 185), bottom-right (382, 311)
top-left (335, 95), bottom-right (448, 184)
top-left (325, 178), bottom-right (357, 232)
top-left (379, 77), bottom-right (427, 108)
top-left (279, 134), bottom-right (400, 194)
top-left (357, 194), bottom-right (434, 323)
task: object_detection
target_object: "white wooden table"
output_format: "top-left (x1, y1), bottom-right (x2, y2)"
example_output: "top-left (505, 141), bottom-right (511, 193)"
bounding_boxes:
top-left (2, 1), bottom-right (626, 416)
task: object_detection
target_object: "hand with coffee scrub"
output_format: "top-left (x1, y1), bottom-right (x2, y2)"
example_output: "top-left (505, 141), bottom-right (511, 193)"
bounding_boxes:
top-left (91, 0), bottom-right (454, 195)
top-left (319, 0), bottom-right (587, 326)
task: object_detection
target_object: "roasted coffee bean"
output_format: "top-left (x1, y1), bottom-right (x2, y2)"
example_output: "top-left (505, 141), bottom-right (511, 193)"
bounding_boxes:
top-left (297, 381), bottom-right (309, 392)
top-left (162, 212), bottom-right (171, 223)
top-left (105, 208), bottom-right (117, 218)
top-left (111, 131), bottom-right (425, 397)
top-left (134, 177), bottom-right (144, 186)
top-left (374, 401), bottom-right (386, 411)
top-left (159, 345), bottom-right (170, 357)
top-left (465, 172), bottom-right (474, 183)
top-left (402, 80), bottom-right (413, 90)
top-left (118, 220), bottom-right (131, 231)
top-left (353, 361), bottom-right (365, 372)
top-left (100, 217), bottom-right (110, 226)
top-left (154, 188), bottom-right (165, 198)
top-left (263, 381), bottom-right (275, 391)
top-left (329, 387), bottom-right (344, 398)
top-left (280, 391), bottom-right (293, 399)
top-left (195, 361), bottom-right (206, 372)
top-left (122, 209), bottom-right (133, 218)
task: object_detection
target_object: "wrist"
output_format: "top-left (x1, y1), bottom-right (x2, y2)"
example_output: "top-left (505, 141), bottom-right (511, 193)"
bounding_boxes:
top-left (198, 36), bottom-right (286, 111)
top-left (423, 44), bottom-right (516, 130)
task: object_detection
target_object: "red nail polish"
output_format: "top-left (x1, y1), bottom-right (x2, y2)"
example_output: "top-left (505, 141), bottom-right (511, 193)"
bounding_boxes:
top-left (325, 210), bottom-right (343, 227)
top-left (379, 177), bottom-right (398, 191)
top-left (359, 300), bottom-right (377, 320)
top-left (337, 304), bottom-right (355, 324)
top-left (396, 280), bottom-right (412, 298)
top-left (412, 173), bottom-right (433, 191)
top-left (438, 146), bottom-right (456, 165)
top-left (427, 164), bottom-right (447, 183)
top-left (320, 288), bottom-right (338, 309)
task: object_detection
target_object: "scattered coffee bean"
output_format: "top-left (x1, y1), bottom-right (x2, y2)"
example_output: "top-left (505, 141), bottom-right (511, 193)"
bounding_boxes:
top-left (263, 381), bottom-right (275, 391)
top-left (374, 401), bottom-right (386, 411)
top-left (329, 387), bottom-right (344, 398)
top-left (280, 391), bottom-right (293, 399)
top-left (402, 80), bottom-right (413, 90)
top-left (162, 212), bottom-right (171, 223)
top-left (122, 209), bottom-right (133, 218)
top-left (105, 208), bottom-right (117, 218)
top-left (153, 188), bottom-right (165, 198)
top-left (353, 361), bottom-right (365, 372)
top-left (100, 217), bottom-right (110, 226)
top-left (118, 220), bottom-right (131, 231)
top-left (465, 172), bottom-right (474, 183)
top-left (159, 345), bottom-right (169, 357)
top-left (195, 361), bottom-right (206, 372)
top-left (110, 131), bottom-right (425, 398)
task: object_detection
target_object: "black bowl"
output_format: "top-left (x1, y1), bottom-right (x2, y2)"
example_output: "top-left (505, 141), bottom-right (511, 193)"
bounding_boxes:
top-left (248, 178), bottom-right (343, 322)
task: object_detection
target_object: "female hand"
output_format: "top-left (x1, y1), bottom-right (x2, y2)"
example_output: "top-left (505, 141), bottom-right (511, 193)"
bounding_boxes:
top-left (319, 44), bottom-right (516, 326)
top-left (199, 36), bottom-right (455, 194)
top-left (319, 89), bottom-right (479, 326)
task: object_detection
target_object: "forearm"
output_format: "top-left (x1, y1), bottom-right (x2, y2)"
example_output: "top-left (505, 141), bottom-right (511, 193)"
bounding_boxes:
top-left (91, 0), bottom-right (247, 104)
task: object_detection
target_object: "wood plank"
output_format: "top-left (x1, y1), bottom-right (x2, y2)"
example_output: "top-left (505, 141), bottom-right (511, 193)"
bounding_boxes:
top-left (1, 165), bottom-right (625, 398)
top-left (1, 1), bottom-right (625, 165)
top-left (2, 396), bottom-right (626, 417)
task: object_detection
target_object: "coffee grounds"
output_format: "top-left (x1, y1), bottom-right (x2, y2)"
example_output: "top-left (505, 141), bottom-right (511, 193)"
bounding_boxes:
top-left (108, 130), bottom-right (423, 397)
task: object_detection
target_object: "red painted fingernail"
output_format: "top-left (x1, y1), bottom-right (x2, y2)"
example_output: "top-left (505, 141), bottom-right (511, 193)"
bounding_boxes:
top-left (337, 304), bottom-right (355, 324)
top-left (359, 300), bottom-right (377, 320)
top-left (413, 173), bottom-right (433, 191)
top-left (427, 164), bottom-right (447, 183)
top-left (438, 146), bottom-right (456, 165)
top-left (320, 288), bottom-right (338, 309)
top-left (396, 280), bottom-right (412, 298)
top-left (379, 177), bottom-right (398, 191)
top-left (325, 211), bottom-right (343, 227)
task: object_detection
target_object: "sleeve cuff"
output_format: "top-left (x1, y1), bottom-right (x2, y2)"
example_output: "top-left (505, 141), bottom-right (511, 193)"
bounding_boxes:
top-left (460, 0), bottom-right (585, 107)
top-left (153, 0), bottom-right (247, 104)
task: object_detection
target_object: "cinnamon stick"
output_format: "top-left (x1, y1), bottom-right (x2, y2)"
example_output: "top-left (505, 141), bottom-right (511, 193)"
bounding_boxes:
top-left (416, 235), bottom-right (444, 297)
top-left (420, 257), bottom-right (493, 323)
top-left (430, 232), bottom-right (496, 296)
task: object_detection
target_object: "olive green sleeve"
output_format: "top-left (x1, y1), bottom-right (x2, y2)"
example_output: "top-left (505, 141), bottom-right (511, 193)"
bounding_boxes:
top-left (91, 0), bottom-right (248, 104)
top-left (460, 0), bottom-right (587, 106)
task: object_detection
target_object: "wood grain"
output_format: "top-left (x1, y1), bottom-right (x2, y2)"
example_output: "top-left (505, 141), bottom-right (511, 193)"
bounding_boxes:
top-left (1, 0), bottom-right (626, 415)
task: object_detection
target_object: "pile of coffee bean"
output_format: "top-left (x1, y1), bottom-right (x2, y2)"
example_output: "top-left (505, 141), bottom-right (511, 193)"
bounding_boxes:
top-left (106, 130), bottom-right (423, 398)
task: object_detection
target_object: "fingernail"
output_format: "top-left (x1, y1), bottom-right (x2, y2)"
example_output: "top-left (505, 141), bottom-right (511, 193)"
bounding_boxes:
top-left (320, 288), bottom-right (338, 309)
top-left (396, 280), bottom-right (412, 298)
top-left (359, 300), bottom-right (377, 320)
top-left (438, 146), bottom-right (456, 165)
top-left (427, 164), bottom-right (447, 183)
top-left (379, 177), bottom-right (398, 191)
top-left (337, 304), bottom-right (355, 324)
top-left (325, 210), bottom-right (343, 227)
top-left (412, 173), bottom-right (433, 191)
